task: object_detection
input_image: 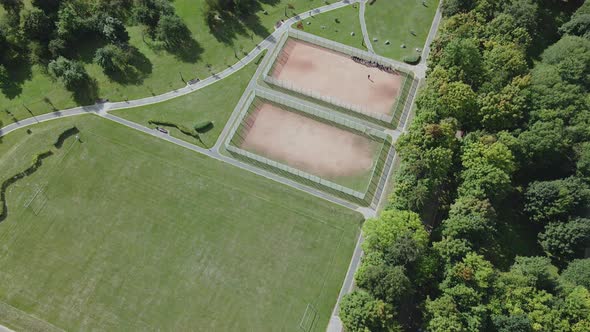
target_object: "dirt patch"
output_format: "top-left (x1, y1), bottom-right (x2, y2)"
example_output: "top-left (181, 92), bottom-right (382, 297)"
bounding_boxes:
top-left (240, 103), bottom-right (378, 179)
top-left (271, 39), bottom-right (403, 115)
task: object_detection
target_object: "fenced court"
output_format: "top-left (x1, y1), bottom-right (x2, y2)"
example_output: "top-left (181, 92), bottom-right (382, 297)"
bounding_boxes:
top-left (226, 89), bottom-right (392, 203)
top-left (260, 30), bottom-right (415, 128)
top-left (271, 38), bottom-right (402, 115)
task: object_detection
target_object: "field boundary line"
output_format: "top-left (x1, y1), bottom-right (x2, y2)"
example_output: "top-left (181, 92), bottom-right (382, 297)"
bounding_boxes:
top-left (0, 299), bottom-right (64, 332)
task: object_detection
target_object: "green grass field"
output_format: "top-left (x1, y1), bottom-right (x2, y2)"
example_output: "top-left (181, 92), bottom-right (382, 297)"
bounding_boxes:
top-left (0, 116), bottom-right (360, 331)
top-left (296, 5), bottom-right (367, 50)
top-left (365, 0), bottom-right (439, 60)
top-left (0, 0), bottom-right (332, 126)
top-left (110, 53), bottom-right (263, 148)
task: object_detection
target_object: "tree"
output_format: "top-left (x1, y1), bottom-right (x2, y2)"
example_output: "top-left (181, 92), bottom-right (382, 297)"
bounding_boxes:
top-left (425, 294), bottom-right (467, 331)
top-left (561, 259), bottom-right (590, 290)
top-left (0, 0), bottom-right (22, 13)
top-left (518, 119), bottom-right (572, 172)
top-left (47, 57), bottom-right (89, 89)
top-left (442, 196), bottom-right (497, 245)
top-left (524, 177), bottom-right (590, 224)
top-left (155, 14), bottom-right (190, 47)
top-left (489, 270), bottom-right (565, 331)
top-left (502, 0), bottom-right (538, 34)
top-left (133, 0), bottom-right (175, 35)
top-left (541, 36), bottom-right (590, 87)
top-left (492, 314), bottom-right (532, 332)
top-left (576, 143), bottom-right (590, 180)
top-left (436, 81), bottom-right (478, 126)
top-left (22, 7), bottom-right (52, 41)
top-left (461, 137), bottom-right (517, 175)
top-left (442, 253), bottom-right (495, 292)
top-left (356, 264), bottom-right (411, 306)
top-left (459, 162), bottom-right (513, 201)
top-left (31, 0), bottom-right (59, 14)
top-left (478, 75), bottom-right (530, 131)
top-left (386, 232), bottom-right (422, 265)
top-left (441, 0), bottom-right (474, 17)
top-left (539, 218), bottom-right (590, 263)
top-left (438, 38), bottom-right (484, 87)
top-left (0, 65), bottom-right (7, 89)
top-left (339, 290), bottom-right (397, 332)
top-left (94, 45), bottom-right (128, 73)
top-left (55, 3), bottom-right (87, 41)
top-left (509, 256), bottom-right (560, 291)
top-left (362, 210), bottom-right (429, 255)
top-left (561, 286), bottom-right (590, 329)
top-left (433, 237), bottom-right (473, 266)
top-left (482, 43), bottom-right (528, 91)
top-left (99, 15), bottom-right (129, 44)
top-left (559, 1), bottom-right (590, 39)
top-left (485, 14), bottom-right (532, 49)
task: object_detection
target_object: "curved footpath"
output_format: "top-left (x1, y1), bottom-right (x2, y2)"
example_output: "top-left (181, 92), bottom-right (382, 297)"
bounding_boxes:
top-left (0, 0), bottom-right (358, 137)
top-left (359, 0), bottom-right (375, 53)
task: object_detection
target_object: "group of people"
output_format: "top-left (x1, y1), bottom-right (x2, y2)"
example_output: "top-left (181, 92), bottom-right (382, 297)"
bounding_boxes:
top-left (351, 56), bottom-right (397, 75)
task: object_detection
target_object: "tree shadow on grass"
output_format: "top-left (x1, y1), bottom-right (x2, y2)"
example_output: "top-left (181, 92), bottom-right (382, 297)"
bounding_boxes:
top-left (106, 46), bottom-right (153, 85)
top-left (207, 0), bottom-right (271, 46)
top-left (164, 36), bottom-right (204, 63)
top-left (1, 58), bottom-right (33, 99)
top-left (242, 13), bottom-right (271, 39)
top-left (62, 32), bottom-right (109, 64)
top-left (258, 0), bottom-right (280, 5)
top-left (72, 77), bottom-right (100, 105)
top-left (208, 11), bottom-right (250, 46)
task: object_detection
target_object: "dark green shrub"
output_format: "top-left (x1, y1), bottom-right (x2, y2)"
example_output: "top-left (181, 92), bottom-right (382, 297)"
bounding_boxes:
top-left (403, 54), bottom-right (421, 65)
top-left (194, 121), bottom-right (213, 133)
top-left (0, 151), bottom-right (54, 222)
top-left (54, 126), bottom-right (79, 148)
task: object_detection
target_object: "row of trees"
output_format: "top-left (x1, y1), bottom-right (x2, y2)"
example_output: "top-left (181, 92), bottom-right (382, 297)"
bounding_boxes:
top-left (340, 0), bottom-right (590, 330)
top-left (0, 0), bottom-right (192, 102)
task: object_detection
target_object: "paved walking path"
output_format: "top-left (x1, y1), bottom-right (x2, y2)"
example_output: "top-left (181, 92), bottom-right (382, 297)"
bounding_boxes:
top-left (101, 112), bottom-right (363, 212)
top-left (359, 0), bottom-right (375, 53)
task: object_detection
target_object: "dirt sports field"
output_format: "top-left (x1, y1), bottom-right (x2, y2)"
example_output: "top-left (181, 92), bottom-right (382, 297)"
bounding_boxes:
top-left (240, 102), bottom-right (378, 179)
top-left (271, 39), bottom-right (403, 115)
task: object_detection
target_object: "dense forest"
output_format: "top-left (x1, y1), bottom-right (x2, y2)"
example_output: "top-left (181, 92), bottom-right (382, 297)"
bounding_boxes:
top-left (339, 0), bottom-right (590, 331)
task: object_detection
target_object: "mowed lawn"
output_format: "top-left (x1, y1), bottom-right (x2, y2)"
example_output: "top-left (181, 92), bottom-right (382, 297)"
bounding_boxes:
top-left (111, 53), bottom-right (263, 148)
top-left (0, 116), bottom-right (361, 331)
top-left (365, 0), bottom-right (439, 60)
top-left (0, 0), bottom-right (331, 126)
top-left (297, 5), bottom-right (366, 50)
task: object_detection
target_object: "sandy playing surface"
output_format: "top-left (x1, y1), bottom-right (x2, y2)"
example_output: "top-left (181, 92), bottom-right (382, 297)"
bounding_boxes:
top-left (271, 39), bottom-right (403, 115)
top-left (240, 103), bottom-right (377, 179)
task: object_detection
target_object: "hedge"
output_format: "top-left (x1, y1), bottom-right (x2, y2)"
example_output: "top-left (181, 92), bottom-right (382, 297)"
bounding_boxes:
top-left (0, 151), bottom-right (53, 222)
top-left (194, 121), bottom-right (213, 133)
top-left (148, 120), bottom-right (201, 139)
top-left (402, 54), bottom-right (421, 65)
top-left (54, 126), bottom-right (79, 148)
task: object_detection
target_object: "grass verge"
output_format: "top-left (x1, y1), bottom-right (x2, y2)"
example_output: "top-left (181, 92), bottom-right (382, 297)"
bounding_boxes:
top-left (295, 4), bottom-right (367, 50)
top-left (365, 0), bottom-right (439, 60)
top-left (110, 54), bottom-right (262, 148)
